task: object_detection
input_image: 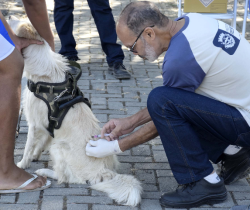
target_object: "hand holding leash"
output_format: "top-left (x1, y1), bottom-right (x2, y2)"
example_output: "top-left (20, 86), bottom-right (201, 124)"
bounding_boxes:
top-left (86, 139), bottom-right (122, 158)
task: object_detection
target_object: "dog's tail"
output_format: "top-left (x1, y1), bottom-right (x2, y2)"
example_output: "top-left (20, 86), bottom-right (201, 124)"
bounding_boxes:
top-left (91, 171), bottom-right (142, 207)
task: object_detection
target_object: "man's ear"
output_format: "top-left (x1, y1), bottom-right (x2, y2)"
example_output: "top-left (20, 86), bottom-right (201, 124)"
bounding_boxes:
top-left (145, 27), bottom-right (155, 40)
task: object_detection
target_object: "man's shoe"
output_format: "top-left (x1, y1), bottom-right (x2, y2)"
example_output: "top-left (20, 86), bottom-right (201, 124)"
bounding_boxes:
top-left (67, 55), bottom-right (80, 62)
top-left (219, 147), bottom-right (250, 185)
top-left (230, 205), bottom-right (250, 210)
top-left (159, 179), bottom-right (227, 208)
top-left (108, 63), bottom-right (131, 79)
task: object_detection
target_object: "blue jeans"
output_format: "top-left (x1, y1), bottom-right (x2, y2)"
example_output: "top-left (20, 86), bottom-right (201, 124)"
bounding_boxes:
top-left (54, 0), bottom-right (124, 64)
top-left (147, 86), bottom-right (250, 185)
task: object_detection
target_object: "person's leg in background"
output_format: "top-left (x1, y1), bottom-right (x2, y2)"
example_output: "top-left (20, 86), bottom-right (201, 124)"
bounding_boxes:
top-left (0, 48), bottom-right (48, 191)
top-left (54, 0), bottom-right (79, 62)
top-left (87, 0), bottom-right (131, 79)
top-left (147, 86), bottom-right (250, 208)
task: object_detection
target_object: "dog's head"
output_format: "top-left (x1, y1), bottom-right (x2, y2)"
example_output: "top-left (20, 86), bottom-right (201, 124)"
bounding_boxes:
top-left (7, 16), bottom-right (67, 79)
top-left (8, 15), bottom-right (42, 41)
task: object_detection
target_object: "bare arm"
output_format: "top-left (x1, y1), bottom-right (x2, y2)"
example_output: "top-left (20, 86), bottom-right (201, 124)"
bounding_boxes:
top-left (130, 107), bottom-right (152, 128)
top-left (101, 107), bottom-right (152, 140)
top-left (119, 121), bottom-right (158, 151)
top-left (22, 0), bottom-right (55, 51)
top-left (0, 11), bottom-right (43, 52)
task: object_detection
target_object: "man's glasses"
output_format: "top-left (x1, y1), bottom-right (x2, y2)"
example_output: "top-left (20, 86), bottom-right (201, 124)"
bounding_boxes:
top-left (129, 25), bottom-right (154, 53)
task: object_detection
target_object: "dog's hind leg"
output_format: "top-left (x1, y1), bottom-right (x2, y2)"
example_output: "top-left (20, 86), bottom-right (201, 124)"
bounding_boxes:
top-left (17, 125), bottom-right (36, 169)
top-left (35, 168), bottom-right (58, 180)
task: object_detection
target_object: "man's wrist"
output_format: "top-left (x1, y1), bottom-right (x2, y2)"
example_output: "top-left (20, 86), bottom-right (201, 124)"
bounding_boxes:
top-left (129, 115), bottom-right (139, 130)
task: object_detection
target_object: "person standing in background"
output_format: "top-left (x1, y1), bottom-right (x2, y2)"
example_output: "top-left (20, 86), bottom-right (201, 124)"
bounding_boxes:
top-left (54, 0), bottom-right (131, 79)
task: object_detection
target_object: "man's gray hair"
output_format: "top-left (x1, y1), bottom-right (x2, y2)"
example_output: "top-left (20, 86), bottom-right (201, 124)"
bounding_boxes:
top-left (119, 1), bottom-right (169, 35)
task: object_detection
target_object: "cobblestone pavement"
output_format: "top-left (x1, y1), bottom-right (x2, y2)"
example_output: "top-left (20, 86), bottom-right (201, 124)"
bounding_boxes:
top-left (1, 0), bottom-right (250, 209)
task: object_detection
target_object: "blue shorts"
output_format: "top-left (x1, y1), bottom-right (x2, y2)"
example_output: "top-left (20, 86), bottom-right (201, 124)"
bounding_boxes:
top-left (0, 19), bottom-right (15, 61)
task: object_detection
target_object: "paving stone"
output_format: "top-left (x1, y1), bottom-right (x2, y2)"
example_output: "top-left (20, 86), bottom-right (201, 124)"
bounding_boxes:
top-left (95, 114), bottom-right (108, 122)
top-left (108, 101), bottom-right (124, 110)
top-left (17, 191), bottom-right (40, 204)
top-left (93, 204), bottom-right (138, 210)
top-left (0, 195), bottom-right (16, 204)
top-left (140, 199), bottom-right (162, 210)
top-left (156, 170), bottom-right (174, 177)
top-left (226, 185), bottom-right (250, 192)
top-left (67, 204), bottom-right (88, 210)
top-left (152, 145), bottom-right (164, 151)
top-left (127, 107), bottom-right (141, 115)
top-left (141, 191), bottom-right (162, 199)
top-left (132, 145), bottom-right (151, 156)
top-left (41, 196), bottom-right (63, 210)
top-left (0, 204), bottom-right (38, 210)
top-left (135, 170), bottom-right (156, 184)
top-left (117, 149), bottom-right (131, 156)
top-left (190, 208), bottom-right (229, 210)
top-left (142, 183), bottom-right (159, 192)
top-left (213, 192), bottom-right (234, 207)
top-left (236, 199), bottom-right (250, 205)
top-left (158, 177), bottom-right (178, 192)
top-left (67, 196), bottom-right (113, 204)
top-left (134, 163), bottom-right (171, 170)
top-left (118, 156), bottom-right (153, 163)
top-left (43, 188), bottom-right (88, 196)
top-left (116, 162), bottom-right (133, 174)
top-left (233, 192), bottom-right (250, 200)
top-left (153, 150), bottom-right (168, 162)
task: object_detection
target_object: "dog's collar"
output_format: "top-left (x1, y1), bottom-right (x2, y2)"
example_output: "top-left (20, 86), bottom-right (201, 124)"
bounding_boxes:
top-left (27, 66), bottom-right (91, 137)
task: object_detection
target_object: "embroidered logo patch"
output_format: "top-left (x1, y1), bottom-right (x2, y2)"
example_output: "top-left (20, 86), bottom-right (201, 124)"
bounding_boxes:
top-left (218, 33), bottom-right (235, 49)
top-left (213, 21), bottom-right (240, 55)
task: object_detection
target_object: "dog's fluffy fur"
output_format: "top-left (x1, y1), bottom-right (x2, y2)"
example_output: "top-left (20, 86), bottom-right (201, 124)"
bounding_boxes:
top-left (8, 17), bottom-right (142, 206)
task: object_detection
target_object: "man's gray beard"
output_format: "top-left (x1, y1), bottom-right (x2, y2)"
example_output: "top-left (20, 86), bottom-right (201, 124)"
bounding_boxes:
top-left (141, 36), bottom-right (158, 62)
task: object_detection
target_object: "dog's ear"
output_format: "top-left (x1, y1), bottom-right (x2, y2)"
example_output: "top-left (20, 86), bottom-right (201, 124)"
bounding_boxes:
top-left (16, 22), bottom-right (40, 40)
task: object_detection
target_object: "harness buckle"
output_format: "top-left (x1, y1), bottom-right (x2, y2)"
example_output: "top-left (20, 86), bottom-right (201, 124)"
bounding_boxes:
top-left (49, 86), bottom-right (54, 94)
top-left (36, 84), bottom-right (41, 94)
top-left (53, 88), bottom-right (68, 102)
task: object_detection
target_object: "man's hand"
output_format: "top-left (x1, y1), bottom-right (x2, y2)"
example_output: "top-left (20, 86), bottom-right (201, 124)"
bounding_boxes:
top-left (101, 118), bottom-right (135, 141)
top-left (12, 35), bottom-right (44, 52)
top-left (86, 139), bottom-right (122, 158)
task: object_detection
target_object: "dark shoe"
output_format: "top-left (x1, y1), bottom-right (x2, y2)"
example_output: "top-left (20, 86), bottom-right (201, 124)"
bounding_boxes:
top-left (108, 63), bottom-right (131, 79)
top-left (230, 205), bottom-right (250, 210)
top-left (66, 56), bottom-right (81, 69)
top-left (219, 147), bottom-right (250, 185)
top-left (159, 179), bottom-right (227, 208)
top-left (67, 55), bottom-right (80, 62)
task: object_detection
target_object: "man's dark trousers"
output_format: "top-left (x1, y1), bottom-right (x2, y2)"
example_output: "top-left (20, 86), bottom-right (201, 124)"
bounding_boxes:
top-left (147, 86), bottom-right (250, 185)
top-left (54, 0), bottom-right (124, 64)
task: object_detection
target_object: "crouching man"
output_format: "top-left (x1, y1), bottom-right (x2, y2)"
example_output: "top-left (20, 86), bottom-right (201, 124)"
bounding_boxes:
top-left (86, 1), bottom-right (250, 208)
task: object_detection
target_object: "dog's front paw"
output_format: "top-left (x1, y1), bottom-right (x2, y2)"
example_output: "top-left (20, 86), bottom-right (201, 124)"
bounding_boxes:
top-left (35, 168), bottom-right (57, 180)
top-left (17, 160), bottom-right (30, 169)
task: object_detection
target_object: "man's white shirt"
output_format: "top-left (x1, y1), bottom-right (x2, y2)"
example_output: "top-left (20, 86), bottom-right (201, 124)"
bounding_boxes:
top-left (162, 13), bottom-right (250, 126)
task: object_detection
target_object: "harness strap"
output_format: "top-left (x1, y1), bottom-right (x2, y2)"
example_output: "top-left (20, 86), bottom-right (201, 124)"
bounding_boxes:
top-left (27, 80), bottom-right (73, 94)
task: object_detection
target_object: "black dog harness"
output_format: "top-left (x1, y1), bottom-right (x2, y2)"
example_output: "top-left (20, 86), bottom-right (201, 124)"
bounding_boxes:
top-left (27, 66), bottom-right (91, 137)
